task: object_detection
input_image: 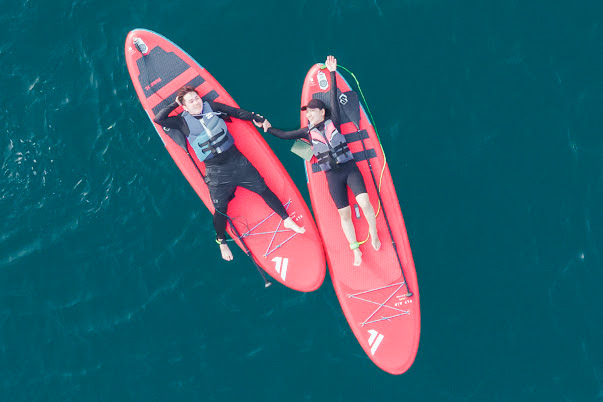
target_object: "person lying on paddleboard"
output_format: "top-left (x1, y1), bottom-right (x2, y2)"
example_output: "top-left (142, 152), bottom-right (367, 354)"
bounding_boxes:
top-left (154, 85), bottom-right (305, 261)
top-left (260, 56), bottom-right (380, 266)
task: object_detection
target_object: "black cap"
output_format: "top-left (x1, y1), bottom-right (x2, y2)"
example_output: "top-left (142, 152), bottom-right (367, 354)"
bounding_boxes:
top-left (301, 98), bottom-right (327, 111)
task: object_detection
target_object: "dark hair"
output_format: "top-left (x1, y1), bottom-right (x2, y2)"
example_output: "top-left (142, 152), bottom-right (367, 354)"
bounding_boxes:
top-left (301, 98), bottom-right (331, 117)
top-left (176, 85), bottom-right (199, 105)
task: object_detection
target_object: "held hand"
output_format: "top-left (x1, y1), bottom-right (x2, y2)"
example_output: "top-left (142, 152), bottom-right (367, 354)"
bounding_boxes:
top-left (325, 55), bottom-right (337, 72)
top-left (262, 119), bottom-right (272, 132)
top-left (253, 113), bottom-right (264, 128)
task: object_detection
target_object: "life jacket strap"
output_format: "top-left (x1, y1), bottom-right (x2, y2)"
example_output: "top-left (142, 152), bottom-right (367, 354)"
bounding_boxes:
top-left (331, 142), bottom-right (350, 157)
top-left (198, 129), bottom-right (228, 154)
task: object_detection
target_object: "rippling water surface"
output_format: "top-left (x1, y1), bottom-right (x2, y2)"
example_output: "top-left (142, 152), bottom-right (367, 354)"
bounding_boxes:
top-left (1, 0), bottom-right (601, 401)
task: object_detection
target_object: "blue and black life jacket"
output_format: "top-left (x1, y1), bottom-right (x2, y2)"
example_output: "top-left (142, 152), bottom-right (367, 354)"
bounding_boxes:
top-left (183, 101), bottom-right (235, 161)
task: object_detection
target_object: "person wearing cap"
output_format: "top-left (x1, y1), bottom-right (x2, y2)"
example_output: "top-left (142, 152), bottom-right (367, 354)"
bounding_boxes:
top-left (259, 55), bottom-right (380, 267)
top-left (154, 85), bottom-right (305, 262)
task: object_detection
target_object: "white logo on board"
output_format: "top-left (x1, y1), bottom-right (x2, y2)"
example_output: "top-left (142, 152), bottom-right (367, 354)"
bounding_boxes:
top-left (317, 71), bottom-right (329, 90)
top-left (367, 329), bottom-right (384, 355)
top-left (271, 257), bottom-right (289, 281)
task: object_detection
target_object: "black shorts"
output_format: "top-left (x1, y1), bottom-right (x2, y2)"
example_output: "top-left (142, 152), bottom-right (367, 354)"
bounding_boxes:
top-left (325, 160), bottom-right (367, 209)
top-left (204, 151), bottom-right (267, 213)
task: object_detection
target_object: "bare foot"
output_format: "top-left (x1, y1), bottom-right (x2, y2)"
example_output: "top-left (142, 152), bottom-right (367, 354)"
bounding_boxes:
top-left (353, 248), bottom-right (362, 266)
top-left (219, 243), bottom-right (233, 261)
top-left (283, 217), bottom-right (305, 234)
top-left (370, 232), bottom-right (381, 250)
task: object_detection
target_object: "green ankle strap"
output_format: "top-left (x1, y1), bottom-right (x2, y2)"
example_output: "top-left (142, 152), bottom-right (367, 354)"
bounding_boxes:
top-left (349, 241), bottom-right (360, 250)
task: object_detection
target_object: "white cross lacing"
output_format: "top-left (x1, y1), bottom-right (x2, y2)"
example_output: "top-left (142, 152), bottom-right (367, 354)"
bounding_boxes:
top-left (348, 282), bottom-right (411, 326)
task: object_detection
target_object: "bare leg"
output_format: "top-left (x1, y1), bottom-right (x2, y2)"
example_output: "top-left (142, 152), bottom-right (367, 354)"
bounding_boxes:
top-left (338, 206), bottom-right (362, 266)
top-left (283, 217), bottom-right (305, 234)
top-left (356, 193), bottom-right (381, 250)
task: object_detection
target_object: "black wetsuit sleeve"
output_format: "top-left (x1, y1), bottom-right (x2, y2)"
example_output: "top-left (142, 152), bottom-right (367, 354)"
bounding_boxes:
top-left (266, 127), bottom-right (310, 141)
top-left (153, 102), bottom-right (188, 132)
top-left (208, 101), bottom-right (265, 123)
top-left (329, 71), bottom-right (341, 130)
top-left (152, 102), bottom-right (189, 149)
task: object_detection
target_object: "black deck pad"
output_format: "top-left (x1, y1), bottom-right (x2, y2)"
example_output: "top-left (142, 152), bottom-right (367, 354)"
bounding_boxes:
top-left (338, 91), bottom-right (361, 128)
top-left (312, 90), bottom-right (362, 128)
top-left (137, 47), bottom-right (192, 98)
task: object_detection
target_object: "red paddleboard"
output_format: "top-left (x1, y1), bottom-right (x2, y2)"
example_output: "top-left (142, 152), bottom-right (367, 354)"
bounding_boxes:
top-left (124, 29), bottom-right (325, 291)
top-left (300, 65), bottom-right (420, 373)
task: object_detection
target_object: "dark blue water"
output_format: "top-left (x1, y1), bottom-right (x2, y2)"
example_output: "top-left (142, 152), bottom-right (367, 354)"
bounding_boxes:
top-left (1, 0), bottom-right (602, 401)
